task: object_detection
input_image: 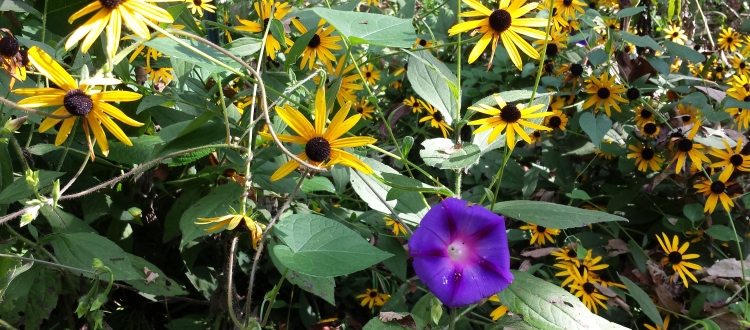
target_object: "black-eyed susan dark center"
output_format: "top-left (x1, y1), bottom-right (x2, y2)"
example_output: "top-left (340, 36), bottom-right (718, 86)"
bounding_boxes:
top-left (624, 45), bottom-right (632, 53)
top-left (18, 48), bottom-right (28, 66)
top-left (710, 181), bottom-right (726, 194)
top-left (545, 61), bottom-right (555, 73)
top-left (730, 154), bottom-right (744, 166)
top-left (536, 225), bottom-right (547, 233)
top-left (641, 148), bottom-right (655, 160)
top-left (668, 251), bottom-right (682, 264)
top-left (0, 36), bottom-right (19, 57)
top-left (563, 0), bottom-right (573, 5)
top-left (744, 95), bottom-right (750, 102)
top-left (639, 109), bottom-right (652, 120)
top-left (577, 264), bottom-right (589, 276)
top-left (672, 32), bottom-right (680, 38)
top-left (677, 138), bottom-right (693, 152)
top-left (582, 282), bottom-right (595, 294)
top-left (566, 249), bottom-right (577, 258)
top-left (263, 18), bottom-right (270, 30)
top-left (626, 87), bottom-right (640, 100)
top-left (305, 136), bottom-right (331, 162)
top-left (499, 104), bottom-right (521, 123)
top-left (63, 89), bottom-right (94, 116)
top-left (727, 37), bottom-right (734, 44)
top-left (546, 44), bottom-right (559, 58)
top-left (716, 65), bottom-right (724, 73)
top-left (570, 63), bottom-right (584, 76)
top-left (193, 0), bottom-right (202, 5)
top-left (741, 62), bottom-right (747, 69)
top-left (588, 1), bottom-right (596, 8)
top-left (99, 0), bottom-right (124, 9)
top-left (365, 71), bottom-right (372, 78)
top-left (597, 87), bottom-right (611, 99)
top-left (433, 111), bottom-right (444, 122)
top-left (644, 123), bottom-right (657, 134)
top-left (308, 34), bottom-right (322, 48)
top-left (369, 291), bottom-right (378, 298)
top-left (549, 116), bottom-right (562, 128)
top-left (533, 131), bottom-right (541, 138)
top-left (488, 10), bottom-right (512, 33)
top-left (419, 39), bottom-right (427, 46)
top-left (356, 107), bottom-right (364, 114)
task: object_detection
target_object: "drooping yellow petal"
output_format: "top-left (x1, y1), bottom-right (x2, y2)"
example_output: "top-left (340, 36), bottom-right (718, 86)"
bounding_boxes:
top-left (55, 117), bottom-right (77, 146)
top-left (330, 136), bottom-right (377, 148)
top-left (93, 102), bottom-right (143, 127)
top-left (80, 10), bottom-right (111, 54)
top-left (468, 31), bottom-right (493, 63)
top-left (97, 110), bottom-right (132, 145)
top-left (314, 87), bottom-right (327, 136)
top-left (87, 115), bottom-right (110, 155)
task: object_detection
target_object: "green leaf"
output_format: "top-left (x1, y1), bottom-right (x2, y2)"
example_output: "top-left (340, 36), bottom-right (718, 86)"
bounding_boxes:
top-left (628, 239), bottom-right (649, 274)
top-left (312, 8), bottom-right (417, 48)
top-left (588, 49), bottom-right (608, 66)
top-left (0, 264), bottom-right (60, 328)
top-left (419, 138), bottom-right (480, 169)
top-left (379, 173), bottom-right (452, 195)
top-left (272, 214), bottom-right (393, 277)
top-left (284, 28), bottom-right (316, 71)
top-left (616, 6), bottom-right (645, 17)
top-left (145, 37), bottom-right (239, 73)
top-left (301, 176), bottom-right (336, 193)
top-left (683, 203), bottom-right (705, 222)
top-left (47, 233), bottom-right (141, 280)
top-left (397, 0), bottom-right (416, 18)
top-left (105, 136), bottom-right (164, 164)
top-left (619, 275), bottom-right (662, 327)
top-left (0, 0), bottom-right (42, 17)
top-left (664, 40), bottom-right (706, 63)
top-left (269, 19), bottom-right (287, 48)
top-left (578, 112), bottom-right (612, 148)
top-left (179, 183), bottom-right (245, 248)
top-left (124, 254), bottom-right (188, 298)
top-left (268, 240), bottom-right (336, 305)
top-left (407, 50), bottom-right (458, 125)
top-left (497, 270), bottom-right (629, 330)
top-left (705, 225), bottom-right (742, 242)
top-left (349, 158), bottom-right (428, 225)
top-left (492, 200), bottom-right (628, 229)
top-left (566, 189), bottom-right (591, 200)
top-left (226, 37), bottom-right (263, 57)
top-left (0, 138), bottom-right (12, 215)
top-left (616, 31), bottom-right (664, 52)
top-left (363, 314), bottom-right (425, 329)
top-left (0, 170), bottom-right (65, 204)
top-left (377, 235), bottom-right (407, 281)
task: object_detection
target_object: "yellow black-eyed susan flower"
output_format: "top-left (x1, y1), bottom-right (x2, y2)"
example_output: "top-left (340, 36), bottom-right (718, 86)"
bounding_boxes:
top-left (570, 281), bottom-right (608, 314)
top-left (551, 243), bottom-right (580, 266)
top-left (664, 24), bottom-right (688, 45)
top-left (675, 103), bottom-right (700, 125)
top-left (544, 100), bottom-right (568, 131)
top-left (0, 29), bottom-right (25, 88)
top-left (728, 77), bottom-right (750, 104)
top-left (670, 124), bottom-right (709, 175)
top-left (414, 38), bottom-right (434, 49)
top-left (361, 63), bottom-right (381, 85)
top-left (628, 142), bottom-right (663, 172)
top-left (554, 0), bottom-right (584, 20)
top-left (318, 55), bottom-right (362, 107)
top-left (196, 212), bottom-right (266, 248)
top-left (403, 96), bottom-right (423, 113)
top-left (292, 20), bottom-right (342, 70)
top-left (145, 65), bottom-right (173, 85)
top-left (709, 137), bottom-right (750, 181)
top-left (384, 216), bottom-right (406, 236)
top-left (533, 26), bottom-right (567, 58)
top-left (583, 72), bottom-right (628, 117)
top-left (13, 47), bottom-right (143, 158)
top-left (65, 0), bottom-right (174, 59)
top-left (633, 105), bottom-right (654, 127)
top-left (235, 0), bottom-right (294, 60)
top-left (468, 94), bottom-right (552, 150)
top-left (356, 289), bottom-right (389, 308)
top-left (694, 178), bottom-right (735, 214)
top-left (655, 233), bottom-right (702, 287)
top-left (353, 96), bottom-right (376, 120)
top-left (718, 27), bottom-right (742, 52)
top-left (447, 0), bottom-right (548, 70)
top-left (598, 273), bottom-right (627, 289)
top-left (394, 63), bottom-right (407, 77)
top-left (554, 249), bottom-right (608, 286)
top-left (520, 222), bottom-right (560, 245)
top-left (731, 55), bottom-right (750, 76)
top-left (186, 0), bottom-right (216, 17)
top-left (419, 100), bottom-right (452, 138)
top-left (529, 130), bottom-right (543, 143)
top-left (259, 88), bottom-right (376, 181)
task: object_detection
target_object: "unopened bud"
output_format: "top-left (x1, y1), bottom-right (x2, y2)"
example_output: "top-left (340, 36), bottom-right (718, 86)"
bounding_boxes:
top-left (51, 180), bottom-right (61, 208)
top-left (2, 116), bottom-right (28, 133)
top-left (24, 169), bottom-right (39, 191)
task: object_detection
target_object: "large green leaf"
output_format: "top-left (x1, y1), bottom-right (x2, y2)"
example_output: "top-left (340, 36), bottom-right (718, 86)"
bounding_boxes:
top-left (496, 270), bottom-right (629, 330)
top-left (268, 240), bottom-right (336, 305)
top-left (492, 200), bottom-right (628, 229)
top-left (0, 264), bottom-right (60, 328)
top-left (272, 214), bottom-right (393, 277)
top-left (179, 183), bottom-right (245, 248)
top-left (407, 49), bottom-right (458, 125)
top-left (349, 158), bottom-right (428, 225)
top-left (46, 233), bottom-right (141, 281)
top-left (125, 254), bottom-right (188, 298)
top-left (145, 37), bottom-right (240, 73)
top-left (619, 275), bottom-right (662, 327)
top-left (312, 8), bottom-right (416, 48)
top-left (664, 40), bottom-right (706, 63)
top-left (579, 112), bottom-right (612, 148)
top-left (419, 138), bottom-right (480, 169)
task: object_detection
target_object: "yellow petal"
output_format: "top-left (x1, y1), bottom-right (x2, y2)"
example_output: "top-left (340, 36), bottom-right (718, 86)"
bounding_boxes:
top-left (93, 102), bottom-right (143, 127)
top-left (87, 115), bottom-right (110, 155)
top-left (314, 87), bottom-right (327, 136)
top-left (96, 110), bottom-right (132, 145)
top-left (55, 117), bottom-right (77, 146)
top-left (93, 90), bottom-right (142, 102)
top-left (27, 47), bottom-right (77, 91)
top-left (69, 1), bottom-right (103, 23)
top-left (330, 136), bottom-right (377, 148)
top-left (277, 105), bottom-right (315, 140)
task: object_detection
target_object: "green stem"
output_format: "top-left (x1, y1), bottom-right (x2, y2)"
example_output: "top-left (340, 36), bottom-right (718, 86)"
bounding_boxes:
top-left (261, 268), bottom-right (289, 326)
top-left (725, 212), bottom-right (749, 303)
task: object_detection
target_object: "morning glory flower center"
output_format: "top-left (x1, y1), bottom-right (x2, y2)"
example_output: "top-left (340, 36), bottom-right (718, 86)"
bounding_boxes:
top-left (488, 10), bottom-right (512, 33)
top-left (448, 239), bottom-right (471, 263)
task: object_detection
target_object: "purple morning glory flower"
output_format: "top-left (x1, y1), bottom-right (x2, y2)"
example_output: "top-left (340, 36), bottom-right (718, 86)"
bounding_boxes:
top-left (409, 198), bottom-right (513, 307)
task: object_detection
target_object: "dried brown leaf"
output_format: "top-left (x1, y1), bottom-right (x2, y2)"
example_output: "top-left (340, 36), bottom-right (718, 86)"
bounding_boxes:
top-left (521, 247), bottom-right (558, 258)
top-left (605, 239), bottom-right (630, 257)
